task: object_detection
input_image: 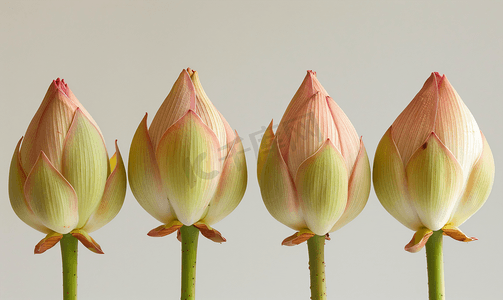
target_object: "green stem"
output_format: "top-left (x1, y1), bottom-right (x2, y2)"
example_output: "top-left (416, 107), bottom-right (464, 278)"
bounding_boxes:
top-left (180, 225), bottom-right (199, 300)
top-left (307, 235), bottom-right (327, 300)
top-left (60, 233), bottom-right (78, 300)
top-left (425, 230), bottom-right (445, 300)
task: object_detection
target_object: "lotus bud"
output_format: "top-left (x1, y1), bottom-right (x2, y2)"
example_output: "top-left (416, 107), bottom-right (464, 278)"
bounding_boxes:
top-left (373, 72), bottom-right (495, 252)
top-left (9, 78), bottom-right (127, 254)
top-left (257, 71), bottom-right (371, 245)
top-left (128, 68), bottom-right (247, 242)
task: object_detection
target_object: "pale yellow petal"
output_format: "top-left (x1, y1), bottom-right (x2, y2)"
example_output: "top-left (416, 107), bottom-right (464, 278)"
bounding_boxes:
top-left (257, 120), bottom-right (274, 181)
top-left (295, 140), bottom-right (348, 236)
top-left (449, 132), bottom-right (494, 226)
top-left (24, 152), bottom-right (79, 234)
top-left (9, 137), bottom-right (49, 233)
top-left (406, 133), bottom-right (464, 231)
top-left (331, 139), bottom-right (371, 232)
top-left (202, 132), bottom-right (247, 225)
top-left (373, 127), bottom-right (422, 230)
top-left (156, 111), bottom-right (221, 225)
top-left (259, 136), bottom-right (305, 231)
top-left (83, 141), bottom-right (127, 233)
top-left (128, 114), bottom-right (175, 224)
top-left (61, 109), bottom-right (108, 228)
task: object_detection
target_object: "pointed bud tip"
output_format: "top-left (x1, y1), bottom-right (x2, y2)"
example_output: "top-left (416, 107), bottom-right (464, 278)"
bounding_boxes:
top-left (53, 78), bottom-right (70, 96)
top-left (432, 72), bottom-right (446, 88)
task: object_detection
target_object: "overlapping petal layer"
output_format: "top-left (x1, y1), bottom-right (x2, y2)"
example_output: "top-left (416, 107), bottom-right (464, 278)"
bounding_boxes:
top-left (156, 110), bottom-right (221, 225)
top-left (24, 152), bottom-right (79, 234)
top-left (331, 139), bottom-right (371, 232)
top-left (449, 132), bottom-right (494, 226)
top-left (129, 114), bottom-right (175, 224)
top-left (260, 136), bottom-right (305, 231)
top-left (62, 109), bottom-right (109, 228)
top-left (406, 133), bottom-right (464, 231)
top-left (295, 140), bottom-right (348, 235)
top-left (9, 138), bottom-right (49, 233)
top-left (149, 70), bottom-right (196, 149)
top-left (202, 132), bottom-right (247, 225)
top-left (374, 127), bottom-right (422, 230)
top-left (84, 141), bottom-right (127, 233)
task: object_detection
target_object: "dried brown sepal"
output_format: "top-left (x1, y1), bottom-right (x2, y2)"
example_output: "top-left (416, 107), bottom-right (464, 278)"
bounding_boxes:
top-left (176, 228), bottom-right (182, 242)
top-left (147, 222), bottom-right (183, 237)
top-left (34, 232), bottom-right (63, 254)
top-left (282, 232), bottom-right (315, 246)
top-left (193, 222), bottom-right (226, 243)
top-left (405, 228), bottom-right (433, 253)
top-left (442, 225), bottom-right (477, 242)
top-left (71, 230), bottom-right (104, 254)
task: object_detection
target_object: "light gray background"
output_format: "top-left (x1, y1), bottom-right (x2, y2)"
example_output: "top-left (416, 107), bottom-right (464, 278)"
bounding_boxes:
top-left (1, 1), bottom-right (501, 299)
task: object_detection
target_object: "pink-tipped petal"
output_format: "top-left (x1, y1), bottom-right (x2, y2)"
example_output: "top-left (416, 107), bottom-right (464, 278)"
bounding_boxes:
top-left (404, 228), bottom-right (433, 253)
top-left (149, 70), bottom-right (196, 149)
top-left (259, 136), bottom-right (306, 231)
top-left (331, 138), bottom-right (371, 232)
top-left (406, 133), bottom-right (464, 231)
top-left (392, 73), bottom-right (439, 166)
top-left (449, 132), bottom-right (494, 226)
top-left (61, 109), bottom-right (109, 228)
top-left (20, 81), bottom-right (79, 173)
top-left (24, 152), bottom-right (79, 234)
top-left (218, 112), bottom-right (237, 154)
top-left (373, 127), bottom-right (422, 230)
top-left (435, 75), bottom-right (483, 179)
top-left (9, 137), bottom-right (49, 233)
top-left (287, 92), bottom-right (337, 177)
top-left (257, 120), bottom-right (275, 182)
top-left (83, 141), bottom-right (127, 233)
top-left (156, 110), bottom-right (221, 226)
top-left (275, 71), bottom-right (326, 162)
top-left (295, 140), bottom-right (348, 236)
top-left (128, 114), bottom-right (175, 224)
top-left (326, 96), bottom-right (361, 174)
top-left (34, 232), bottom-right (63, 254)
top-left (61, 79), bottom-right (102, 136)
top-left (189, 69), bottom-right (228, 156)
top-left (202, 131), bottom-right (247, 226)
